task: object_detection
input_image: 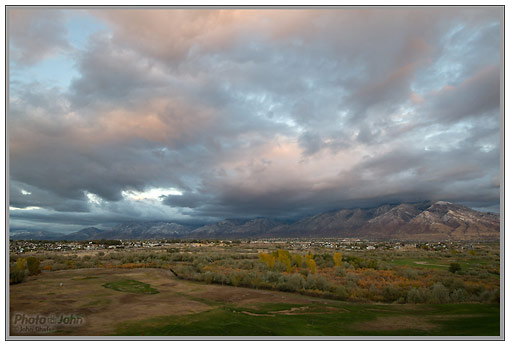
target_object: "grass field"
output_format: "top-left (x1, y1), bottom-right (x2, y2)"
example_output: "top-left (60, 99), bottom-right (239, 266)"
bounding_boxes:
top-left (9, 268), bottom-right (500, 336)
top-left (114, 300), bottom-right (500, 336)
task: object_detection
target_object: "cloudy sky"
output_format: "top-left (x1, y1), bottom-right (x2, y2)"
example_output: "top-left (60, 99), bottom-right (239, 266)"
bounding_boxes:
top-left (8, 7), bottom-right (502, 233)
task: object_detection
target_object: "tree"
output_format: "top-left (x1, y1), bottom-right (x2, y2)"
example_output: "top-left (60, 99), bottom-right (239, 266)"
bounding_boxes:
top-left (333, 252), bottom-right (343, 267)
top-left (66, 260), bottom-right (75, 269)
top-left (292, 254), bottom-right (303, 268)
top-left (10, 266), bottom-right (27, 284)
top-left (449, 263), bottom-right (461, 274)
top-left (305, 258), bottom-right (317, 275)
top-left (278, 256), bottom-right (292, 272)
top-left (258, 252), bottom-right (275, 269)
top-left (16, 258), bottom-right (27, 271)
top-left (26, 257), bottom-right (41, 275)
top-left (276, 250), bottom-right (292, 272)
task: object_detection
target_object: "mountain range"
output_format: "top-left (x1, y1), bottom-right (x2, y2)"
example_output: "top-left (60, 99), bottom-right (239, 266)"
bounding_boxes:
top-left (9, 201), bottom-right (500, 241)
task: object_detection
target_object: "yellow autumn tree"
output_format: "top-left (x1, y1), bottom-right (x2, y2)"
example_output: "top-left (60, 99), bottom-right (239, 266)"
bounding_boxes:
top-left (303, 253), bottom-right (316, 274)
top-left (333, 252), bottom-right (343, 267)
top-left (276, 250), bottom-right (292, 272)
top-left (16, 258), bottom-right (27, 271)
top-left (258, 252), bottom-right (276, 269)
top-left (305, 258), bottom-right (317, 274)
top-left (292, 254), bottom-right (303, 268)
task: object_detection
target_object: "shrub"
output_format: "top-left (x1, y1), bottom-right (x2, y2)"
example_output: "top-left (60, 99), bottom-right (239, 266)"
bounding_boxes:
top-left (450, 288), bottom-right (468, 302)
top-left (239, 260), bottom-right (253, 270)
top-left (449, 263), bottom-right (461, 274)
top-left (344, 256), bottom-right (378, 269)
top-left (230, 272), bottom-right (243, 287)
top-left (66, 260), bottom-right (75, 269)
top-left (382, 284), bottom-right (403, 303)
top-left (401, 267), bottom-right (418, 279)
top-left (342, 262), bottom-right (354, 270)
top-left (276, 274), bottom-right (305, 292)
top-left (244, 271), bottom-right (262, 288)
top-left (364, 259), bottom-right (378, 270)
top-left (334, 285), bottom-right (349, 300)
top-left (305, 274), bottom-right (317, 290)
top-left (431, 283), bottom-right (450, 303)
top-left (315, 275), bottom-right (333, 292)
top-left (478, 289), bottom-right (499, 303)
top-left (273, 261), bottom-right (287, 272)
top-left (334, 266), bottom-right (346, 277)
top-left (314, 253), bottom-right (334, 268)
top-left (442, 277), bottom-right (465, 290)
top-left (477, 272), bottom-right (490, 279)
top-left (345, 272), bottom-right (359, 285)
top-left (407, 287), bottom-right (431, 304)
top-left (286, 274), bottom-right (306, 291)
top-left (203, 271), bottom-right (214, 284)
top-left (9, 265), bottom-right (28, 284)
top-left (212, 272), bottom-right (228, 285)
top-left (51, 263), bottom-right (68, 271)
top-left (262, 271), bottom-right (282, 284)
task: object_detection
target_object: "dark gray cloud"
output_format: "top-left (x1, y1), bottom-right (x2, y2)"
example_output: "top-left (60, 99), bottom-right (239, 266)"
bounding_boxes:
top-left (425, 65), bottom-right (500, 123)
top-left (8, 8), bottom-right (502, 232)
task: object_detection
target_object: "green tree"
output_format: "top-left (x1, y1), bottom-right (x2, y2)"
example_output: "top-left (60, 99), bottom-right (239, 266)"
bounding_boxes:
top-left (9, 264), bottom-right (27, 284)
top-left (26, 257), bottom-right (41, 275)
top-left (449, 263), bottom-right (461, 274)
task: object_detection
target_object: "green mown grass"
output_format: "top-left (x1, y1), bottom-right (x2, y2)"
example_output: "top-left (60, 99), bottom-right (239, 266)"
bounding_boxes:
top-left (388, 258), bottom-right (448, 269)
top-left (113, 302), bottom-right (500, 336)
top-left (102, 279), bottom-right (159, 295)
top-left (388, 256), bottom-right (500, 274)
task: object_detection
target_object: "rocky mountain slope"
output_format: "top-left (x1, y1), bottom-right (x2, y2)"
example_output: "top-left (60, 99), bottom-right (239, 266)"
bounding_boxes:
top-left (10, 201), bottom-right (500, 241)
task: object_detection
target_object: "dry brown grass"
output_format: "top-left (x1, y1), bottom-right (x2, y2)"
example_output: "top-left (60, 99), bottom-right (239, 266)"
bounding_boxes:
top-left (9, 267), bottom-right (330, 336)
top-left (10, 268), bottom-right (212, 335)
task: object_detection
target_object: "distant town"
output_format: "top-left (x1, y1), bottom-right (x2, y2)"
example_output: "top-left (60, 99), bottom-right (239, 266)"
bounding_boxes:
top-left (10, 238), bottom-right (479, 255)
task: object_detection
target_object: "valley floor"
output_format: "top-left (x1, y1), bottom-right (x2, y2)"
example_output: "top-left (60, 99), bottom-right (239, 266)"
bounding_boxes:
top-left (9, 268), bottom-right (500, 337)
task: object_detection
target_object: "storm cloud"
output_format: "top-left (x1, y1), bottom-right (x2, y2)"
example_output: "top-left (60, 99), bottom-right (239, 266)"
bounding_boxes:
top-left (8, 7), bottom-right (502, 233)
